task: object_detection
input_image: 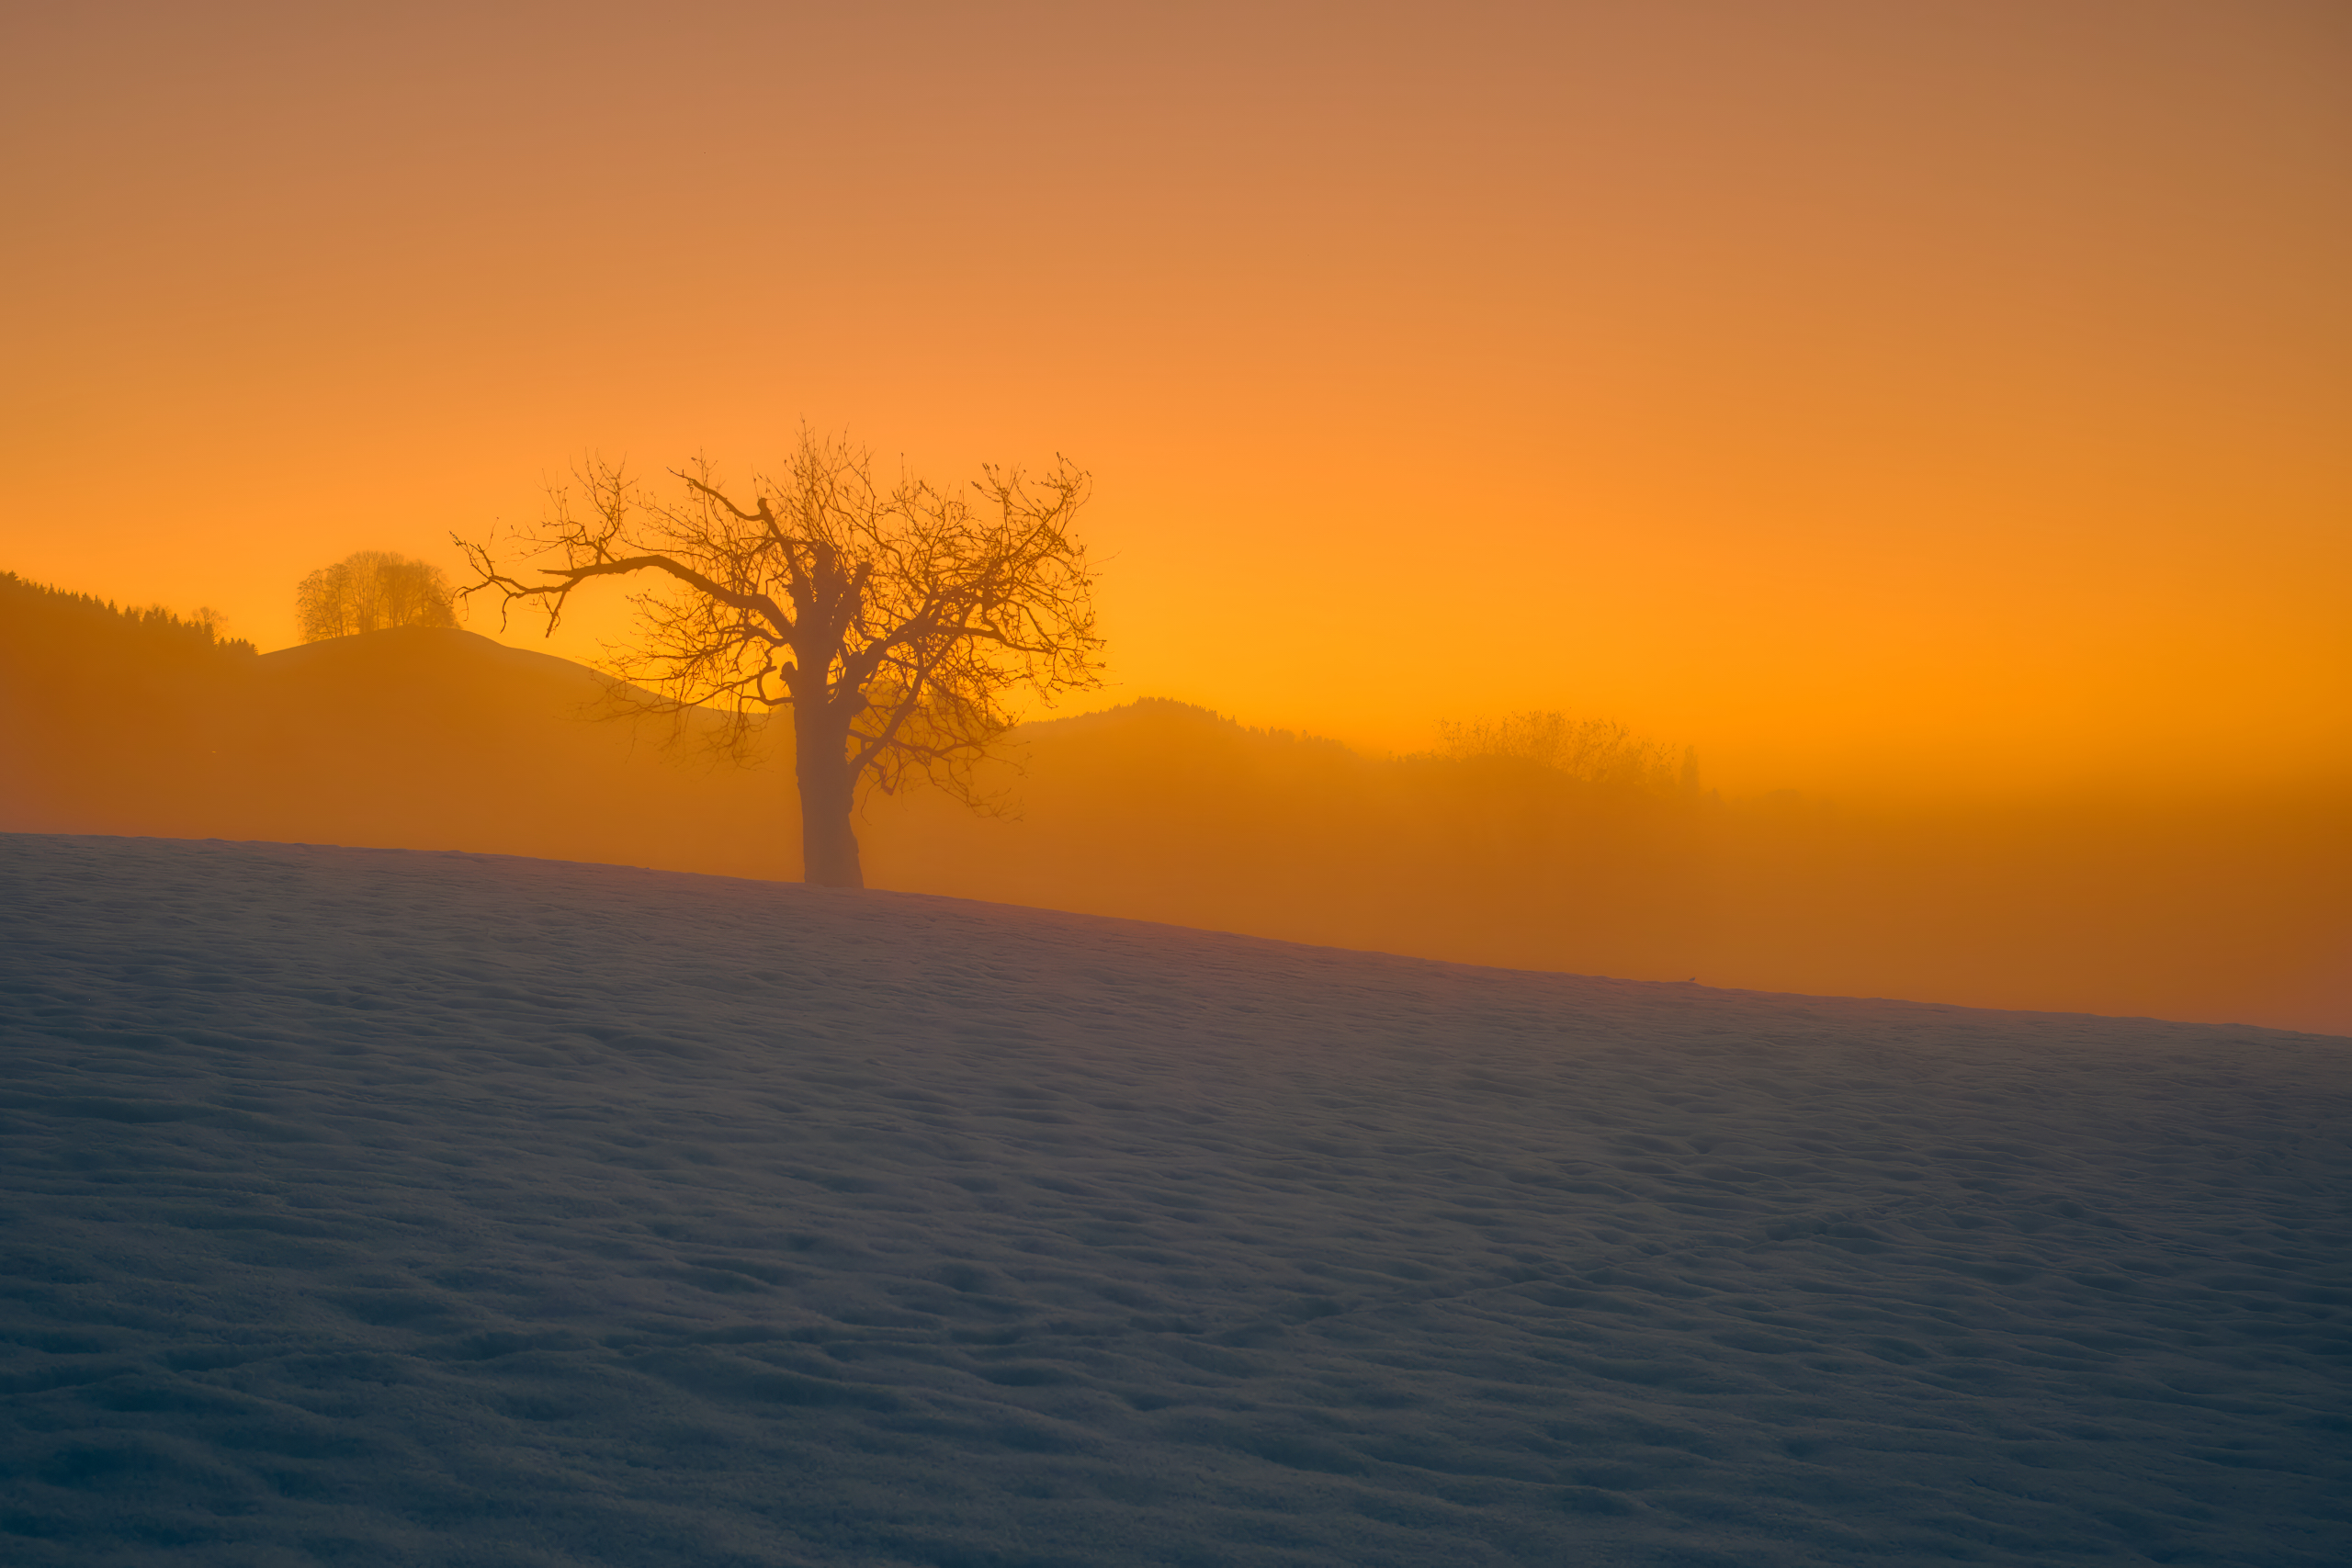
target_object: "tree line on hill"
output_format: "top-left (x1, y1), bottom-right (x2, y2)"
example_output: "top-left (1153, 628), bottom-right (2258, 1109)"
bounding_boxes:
top-left (0, 571), bottom-right (255, 660)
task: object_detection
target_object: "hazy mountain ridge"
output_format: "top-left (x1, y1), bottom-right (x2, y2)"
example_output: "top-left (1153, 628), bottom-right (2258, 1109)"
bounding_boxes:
top-left (2, 606), bottom-right (2343, 1032)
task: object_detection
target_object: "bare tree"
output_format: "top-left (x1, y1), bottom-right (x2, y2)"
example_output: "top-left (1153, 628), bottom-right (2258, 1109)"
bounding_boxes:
top-left (455, 431), bottom-right (1102, 888)
top-left (297, 550), bottom-right (458, 641)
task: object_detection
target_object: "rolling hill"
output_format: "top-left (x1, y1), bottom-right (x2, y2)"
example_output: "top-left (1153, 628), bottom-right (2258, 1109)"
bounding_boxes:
top-left (3, 592), bottom-right (2345, 1032)
top-left (1, 833), bottom-right (2346, 1566)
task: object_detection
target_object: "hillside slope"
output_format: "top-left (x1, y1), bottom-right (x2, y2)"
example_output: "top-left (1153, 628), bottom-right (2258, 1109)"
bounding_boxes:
top-left (1, 834), bottom-right (2346, 1566)
top-left (871, 701), bottom-right (2352, 1033)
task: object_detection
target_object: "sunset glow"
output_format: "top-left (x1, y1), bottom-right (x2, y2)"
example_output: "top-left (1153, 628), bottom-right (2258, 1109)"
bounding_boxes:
top-left (6, 3), bottom-right (2342, 797)
top-left (5, 13), bottom-right (2351, 1551)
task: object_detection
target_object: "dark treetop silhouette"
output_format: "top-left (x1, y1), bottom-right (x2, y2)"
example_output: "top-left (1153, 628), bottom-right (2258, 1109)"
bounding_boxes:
top-left (456, 432), bottom-right (1102, 887)
top-left (296, 549), bottom-right (459, 642)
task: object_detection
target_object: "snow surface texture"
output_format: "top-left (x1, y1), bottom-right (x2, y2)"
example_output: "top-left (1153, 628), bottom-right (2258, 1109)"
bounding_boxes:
top-left (2, 834), bottom-right (2346, 1568)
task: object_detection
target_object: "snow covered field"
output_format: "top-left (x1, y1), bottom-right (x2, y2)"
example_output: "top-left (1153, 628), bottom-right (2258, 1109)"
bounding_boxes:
top-left (2, 834), bottom-right (2346, 1567)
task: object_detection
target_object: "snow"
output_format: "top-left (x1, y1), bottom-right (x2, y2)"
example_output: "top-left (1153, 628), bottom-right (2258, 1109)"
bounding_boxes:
top-left (2, 832), bottom-right (2346, 1567)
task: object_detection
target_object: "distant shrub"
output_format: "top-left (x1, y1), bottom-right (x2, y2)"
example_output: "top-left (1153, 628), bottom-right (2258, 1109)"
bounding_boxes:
top-left (296, 551), bottom-right (458, 641)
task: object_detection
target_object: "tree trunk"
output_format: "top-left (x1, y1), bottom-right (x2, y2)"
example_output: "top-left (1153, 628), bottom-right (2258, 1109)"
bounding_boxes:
top-left (793, 705), bottom-right (864, 888)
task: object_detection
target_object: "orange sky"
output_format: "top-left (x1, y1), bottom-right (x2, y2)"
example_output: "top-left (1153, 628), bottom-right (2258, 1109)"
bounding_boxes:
top-left (5, 1), bottom-right (2346, 796)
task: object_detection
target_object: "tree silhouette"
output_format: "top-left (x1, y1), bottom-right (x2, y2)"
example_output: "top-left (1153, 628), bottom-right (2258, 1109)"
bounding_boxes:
top-left (296, 551), bottom-right (458, 641)
top-left (1437, 712), bottom-right (1686, 795)
top-left (455, 431), bottom-right (1102, 888)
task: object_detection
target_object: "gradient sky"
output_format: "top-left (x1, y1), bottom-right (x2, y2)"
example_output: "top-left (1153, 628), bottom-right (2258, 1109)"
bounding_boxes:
top-left (6, 0), bottom-right (2346, 795)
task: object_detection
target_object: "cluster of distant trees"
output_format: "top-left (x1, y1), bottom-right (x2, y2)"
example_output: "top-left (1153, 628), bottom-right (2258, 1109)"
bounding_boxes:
top-left (1433, 710), bottom-right (1698, 797)
top-left (296, 551), bottom-right (458, 641)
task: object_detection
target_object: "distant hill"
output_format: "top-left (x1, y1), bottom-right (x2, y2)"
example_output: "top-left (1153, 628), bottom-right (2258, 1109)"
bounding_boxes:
top-left (2, 570), bottom-right (259, 839)
top-left (872, 700), bottom-right (2350, 1036)
top-left (0, 596), bottom-right (797, 878)
top-left (3, 576), bottom-right (2345, 1033)
top-left (868, 696), bottom-right (1715, 981)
